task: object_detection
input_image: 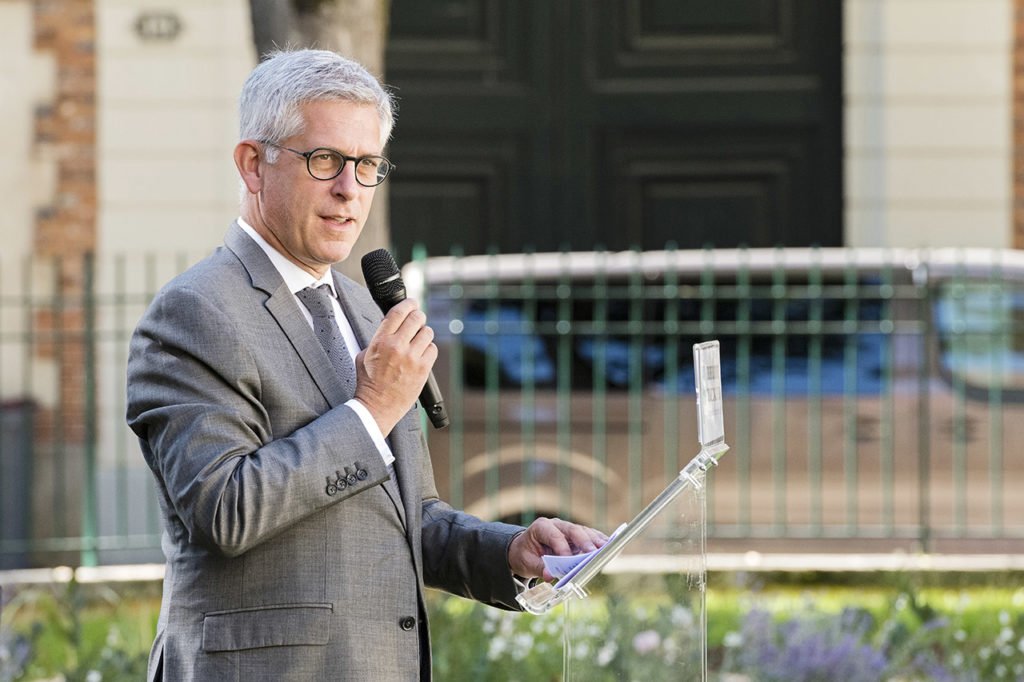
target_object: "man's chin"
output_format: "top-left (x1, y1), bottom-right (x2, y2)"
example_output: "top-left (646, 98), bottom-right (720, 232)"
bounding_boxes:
top-left (334, 245), bottom-right (355, 262)
top-left (321, 244), bottom-right (355, 266)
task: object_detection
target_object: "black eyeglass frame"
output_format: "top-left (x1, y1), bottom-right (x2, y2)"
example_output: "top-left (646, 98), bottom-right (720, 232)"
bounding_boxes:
top-left (260, 140), bottom-right (395, 187)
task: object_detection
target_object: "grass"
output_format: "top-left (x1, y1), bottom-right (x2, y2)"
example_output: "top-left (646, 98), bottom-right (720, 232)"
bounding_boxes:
top-left (707, 570), bottom-right (1024, 643)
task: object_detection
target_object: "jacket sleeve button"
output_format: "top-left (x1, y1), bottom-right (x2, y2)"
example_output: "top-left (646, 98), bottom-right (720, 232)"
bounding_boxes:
top-left (357, 469), bottom-right (368, 481)
top-left (346, 473), bottom-right (358, 486)
top-left (399, 616), bottom-right (416, 631)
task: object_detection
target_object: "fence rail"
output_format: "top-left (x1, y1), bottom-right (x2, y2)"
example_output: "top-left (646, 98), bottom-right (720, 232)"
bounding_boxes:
top-left (1, 247), bottom-right (1023, 568)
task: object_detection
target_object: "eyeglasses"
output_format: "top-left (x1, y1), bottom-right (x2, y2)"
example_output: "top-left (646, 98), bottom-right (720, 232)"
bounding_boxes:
top-left (261, 141), bottom-right (395, 187)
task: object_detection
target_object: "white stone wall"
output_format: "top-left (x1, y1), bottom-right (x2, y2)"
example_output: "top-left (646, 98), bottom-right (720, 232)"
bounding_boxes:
top-left (0, 0), bottom-right (54, 259)
top-left (0, 1), bottom-right (57, 402)
top-left (92, 0), bottom-right (253, 494)
top-left (845, 0), bottom-right (1013, 248)
top-left (96, 0), bottom-right (255, 256)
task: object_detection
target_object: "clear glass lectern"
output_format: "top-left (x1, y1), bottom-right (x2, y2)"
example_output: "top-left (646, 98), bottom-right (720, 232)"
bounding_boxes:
top-left (516, 341), bottom-right (729, 681)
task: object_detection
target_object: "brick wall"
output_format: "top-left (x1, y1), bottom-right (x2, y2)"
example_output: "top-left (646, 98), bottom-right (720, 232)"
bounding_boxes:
top-left (32, 0), bottom-right (95, 434)
top-left (33, 0), bottom-right (96, 263)
top-left (29, 0), bottom-right (96, 558)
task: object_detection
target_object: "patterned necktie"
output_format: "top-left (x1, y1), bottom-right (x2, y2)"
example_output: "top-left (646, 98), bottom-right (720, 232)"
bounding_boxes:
top-left (297, 284), bottom-right (400, 491)
top-left (295, 284), bottom-right (356, 396)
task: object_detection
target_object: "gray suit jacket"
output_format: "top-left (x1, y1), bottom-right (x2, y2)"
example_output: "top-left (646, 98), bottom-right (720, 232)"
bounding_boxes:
top-left (127, 223), bottom-right (523, 681)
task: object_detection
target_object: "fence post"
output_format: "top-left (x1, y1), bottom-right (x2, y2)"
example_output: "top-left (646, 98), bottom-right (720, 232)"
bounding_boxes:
top-left (915, 259), bottom-right (933, 552)
top-left (81, 252), bottom-right (98, 567)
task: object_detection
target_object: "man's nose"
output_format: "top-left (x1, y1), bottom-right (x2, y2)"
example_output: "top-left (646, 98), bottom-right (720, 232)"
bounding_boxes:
top-left (330, 161), bottom-right (360, 197)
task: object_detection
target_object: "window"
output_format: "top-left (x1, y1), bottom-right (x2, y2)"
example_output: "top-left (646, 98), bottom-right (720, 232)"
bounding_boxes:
top-left (430, 273), bottom-right (891, 396)
top-left (934, 281), bottom-right (1024, 396)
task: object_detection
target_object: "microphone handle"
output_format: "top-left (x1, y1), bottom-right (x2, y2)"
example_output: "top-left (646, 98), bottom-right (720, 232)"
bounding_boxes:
top-left (420, 372), bottom-right (450, 429)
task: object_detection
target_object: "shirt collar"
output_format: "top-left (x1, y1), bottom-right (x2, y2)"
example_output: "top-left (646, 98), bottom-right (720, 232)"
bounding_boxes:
top-left (237, 217), bottom-right (337, 297)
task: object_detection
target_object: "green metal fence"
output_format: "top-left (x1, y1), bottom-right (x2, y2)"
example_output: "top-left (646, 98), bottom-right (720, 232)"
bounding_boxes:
top-left (0, 253), bottom-right (200, 568)
top-left (1, 247), bottom-right (1023, 569)
top-left (407, 247), bottom-right (1024, 554)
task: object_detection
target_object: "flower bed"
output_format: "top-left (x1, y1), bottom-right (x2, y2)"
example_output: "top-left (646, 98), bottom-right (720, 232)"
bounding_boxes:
top-left (3, 571), bottom-right (1024, 680)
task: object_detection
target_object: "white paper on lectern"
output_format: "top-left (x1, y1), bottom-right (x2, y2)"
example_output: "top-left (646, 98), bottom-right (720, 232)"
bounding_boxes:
top-left (542, 523), bottom-right (628, 588)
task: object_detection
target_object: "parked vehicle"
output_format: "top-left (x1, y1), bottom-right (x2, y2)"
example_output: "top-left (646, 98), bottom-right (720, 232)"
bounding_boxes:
top-left (404, 248), bottom-right (1024, 552)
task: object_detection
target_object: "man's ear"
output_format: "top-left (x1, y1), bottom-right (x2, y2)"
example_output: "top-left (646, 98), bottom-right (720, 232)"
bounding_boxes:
top-left (234, 140), bottom-right (263, 194)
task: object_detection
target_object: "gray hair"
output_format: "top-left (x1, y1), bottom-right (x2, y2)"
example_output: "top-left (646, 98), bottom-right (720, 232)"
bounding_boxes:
top-left (239, 49), bottom-right (396, 157)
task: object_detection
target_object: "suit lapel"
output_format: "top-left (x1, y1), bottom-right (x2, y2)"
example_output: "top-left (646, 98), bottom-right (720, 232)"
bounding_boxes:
top-left (335, 274), bottom-right (420, 532)
top-left (225, 222), bottom-right (350, 408)
top-left (388, 420), bottom-right (421, 534)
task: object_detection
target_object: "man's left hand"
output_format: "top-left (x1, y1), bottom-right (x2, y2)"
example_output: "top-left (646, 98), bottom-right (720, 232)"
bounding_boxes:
top-left (508, 517), bottom-right (609, 581)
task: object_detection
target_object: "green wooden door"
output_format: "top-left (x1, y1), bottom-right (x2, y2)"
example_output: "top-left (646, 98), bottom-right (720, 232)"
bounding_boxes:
top-left (386, 0), bottom-right (842, 260)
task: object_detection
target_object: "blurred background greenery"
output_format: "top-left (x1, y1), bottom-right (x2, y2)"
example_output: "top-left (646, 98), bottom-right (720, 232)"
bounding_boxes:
top-left (5, 571), bottom-right (1024, 681)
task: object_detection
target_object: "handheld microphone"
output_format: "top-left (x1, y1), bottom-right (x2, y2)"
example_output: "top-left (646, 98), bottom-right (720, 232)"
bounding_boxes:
top-left (361, 249), bottom-right (450, 429)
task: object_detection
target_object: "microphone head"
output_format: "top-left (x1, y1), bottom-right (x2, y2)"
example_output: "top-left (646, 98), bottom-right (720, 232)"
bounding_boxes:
top-left (361, 248), bottom-right (406, 311)
top-left (361, 248), bottom-right (400, 284)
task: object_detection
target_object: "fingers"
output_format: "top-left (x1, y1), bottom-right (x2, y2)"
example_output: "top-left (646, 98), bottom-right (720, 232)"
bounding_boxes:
top-left (533, 518), bottom-right (574, 555)
top-left (375, 299), bottom-right (436, 359)
top-left (507, 517), bottom-right (612, 580)
top-left (566, 523), bottom-right (609, 553)
top-left (377, 298), bottom-right (424, 337)
top-left (353, 298), bottom-right (437, 435)
top-left (539, 518), bottom-right (608, 555)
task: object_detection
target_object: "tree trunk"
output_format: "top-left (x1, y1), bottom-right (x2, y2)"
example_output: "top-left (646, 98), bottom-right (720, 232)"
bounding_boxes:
top-left (248, 0), bottom-right (299, 61)
top-left (248, 0), bottom-right (392, 281)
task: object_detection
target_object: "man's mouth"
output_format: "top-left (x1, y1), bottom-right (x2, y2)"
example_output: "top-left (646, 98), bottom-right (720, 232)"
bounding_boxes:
top-left (323, 216), bottom-right (354, 227)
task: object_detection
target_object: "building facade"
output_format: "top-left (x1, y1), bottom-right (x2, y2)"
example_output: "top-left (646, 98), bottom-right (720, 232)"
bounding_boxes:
top-left (0, 0), bottom-right (1020, 564)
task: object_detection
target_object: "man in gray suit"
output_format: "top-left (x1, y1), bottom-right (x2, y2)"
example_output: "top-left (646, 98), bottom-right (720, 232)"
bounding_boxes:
top-left (126, 49), bottom-right (606, 681)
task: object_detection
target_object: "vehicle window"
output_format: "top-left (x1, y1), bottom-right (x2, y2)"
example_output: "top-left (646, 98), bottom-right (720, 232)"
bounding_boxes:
top-left (934, 280), bottom-right (1024, 393)
top-left (429, 274), bottom-right (892, 396)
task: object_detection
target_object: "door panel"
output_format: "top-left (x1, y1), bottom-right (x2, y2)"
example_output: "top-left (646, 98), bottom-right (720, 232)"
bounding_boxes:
top-left (386, 0), bottom-right (842, 259)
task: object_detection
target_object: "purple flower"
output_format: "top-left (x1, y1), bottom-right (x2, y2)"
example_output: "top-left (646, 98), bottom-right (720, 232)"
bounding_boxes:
top-left (733, 608), bottom-right (887, 682)
top-left (632, 630), bottom-right (661, 655)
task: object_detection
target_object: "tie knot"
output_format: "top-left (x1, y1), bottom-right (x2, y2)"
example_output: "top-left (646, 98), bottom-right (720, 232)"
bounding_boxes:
top-left (296, 284), bottom-right (334, 318)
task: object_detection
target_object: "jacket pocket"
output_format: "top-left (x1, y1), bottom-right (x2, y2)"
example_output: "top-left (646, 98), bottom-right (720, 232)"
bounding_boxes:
top-left (202, 602), bottom-right (332, 652)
